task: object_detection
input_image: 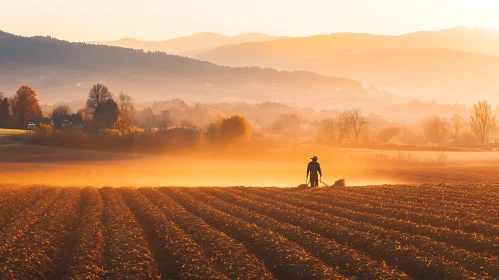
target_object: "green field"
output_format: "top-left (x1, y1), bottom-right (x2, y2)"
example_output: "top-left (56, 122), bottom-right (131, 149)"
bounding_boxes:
top-left (0, 129), bottom-right (28, 145)
top-left (0, 128), bottom-right (28, 136)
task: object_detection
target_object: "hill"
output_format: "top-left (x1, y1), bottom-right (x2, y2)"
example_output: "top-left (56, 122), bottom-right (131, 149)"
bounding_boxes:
top-left (91, 32), bottom-right (278, 56)
top-left (196, 27), bottom-right (499, 93)
top-left (0, 30), bottom-right (370, 107)
top-left (199, 27), bottom-right (499, 58)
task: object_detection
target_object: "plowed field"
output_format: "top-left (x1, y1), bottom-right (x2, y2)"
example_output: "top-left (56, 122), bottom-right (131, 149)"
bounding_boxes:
top-left (0, 185), bottom-right (498, 279)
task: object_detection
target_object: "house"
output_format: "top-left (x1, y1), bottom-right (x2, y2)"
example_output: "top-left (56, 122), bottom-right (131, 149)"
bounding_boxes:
top-left (28, 117), bottom-right (51, 129)
top-left (27, 121), bottom-right (36, 129)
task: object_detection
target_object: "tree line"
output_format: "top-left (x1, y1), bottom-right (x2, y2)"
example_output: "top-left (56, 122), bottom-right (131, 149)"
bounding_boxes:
top-left (316, 101), bottom-right (497, 147)
top-left (0, 31), bottom-right (362, 90)
top-left (2, 83), bottom-right (497, 151)
top-left (0, 84), bottom-right (252, 152)
top-left (0, 86), bottom-right (43, 127)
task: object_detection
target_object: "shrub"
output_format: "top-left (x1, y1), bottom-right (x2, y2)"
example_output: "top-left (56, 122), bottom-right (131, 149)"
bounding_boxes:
top-left (33, 124), bottom-right (52, 138)
top-left (217, 115), bottom-right (251, 143)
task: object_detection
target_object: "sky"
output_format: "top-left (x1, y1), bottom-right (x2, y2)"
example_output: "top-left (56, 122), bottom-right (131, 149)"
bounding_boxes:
top-left (1, 0), bottom-right (499, 41)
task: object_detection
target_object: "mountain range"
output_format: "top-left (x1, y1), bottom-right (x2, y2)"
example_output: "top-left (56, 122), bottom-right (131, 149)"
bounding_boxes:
top-left (91, 32), bottom-right (278, 57)
top-left (88, 27), bottom-right (499, 98)
top-left (2, 26), bottom-right (499, 109)
top-left (198, 27), bottom-right (499, 59)
top-left (0, 30), bottom-right (375, 108)
top-left (195, 27), bottom-right (499, 95)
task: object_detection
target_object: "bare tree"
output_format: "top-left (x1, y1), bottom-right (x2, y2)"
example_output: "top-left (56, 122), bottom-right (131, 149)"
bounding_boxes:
top-left (117, 91), bottom-right (134, 114)
top-left (450, 113), bottom-right (464, 144)
top-left (348, 108), bottom-right (367, 143)
top-left (336, 112), bottom-right (352, 143)
top-left (86, 84), bottom-right (112, 115)
top-left (335, 109), bottom-right (367, 143)
top-left (470, 100), bottom-right (497, 145)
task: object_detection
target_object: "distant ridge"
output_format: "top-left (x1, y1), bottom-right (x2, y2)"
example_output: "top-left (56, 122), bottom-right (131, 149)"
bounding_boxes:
top-left (0, 30), bottom-right (368, 106)
top-left (196, 27), bottom-right (499, 92)
top-left (90, 32), bottom-right (278, 56)
top-left (198, 27), bottom-right (499, 59)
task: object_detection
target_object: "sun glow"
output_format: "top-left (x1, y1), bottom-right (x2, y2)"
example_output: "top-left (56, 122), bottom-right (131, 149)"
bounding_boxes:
top-left (1, 0), bottom-right (498, 42)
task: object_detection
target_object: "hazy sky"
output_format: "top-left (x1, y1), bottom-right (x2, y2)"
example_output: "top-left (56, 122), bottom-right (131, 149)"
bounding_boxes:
top-left (1, 0), bottom-right (499, 41)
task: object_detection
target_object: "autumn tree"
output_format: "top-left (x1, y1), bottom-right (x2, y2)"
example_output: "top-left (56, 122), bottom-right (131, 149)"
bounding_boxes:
top-left (470, 100), bottom-right (497, 145)
top-left (86, 84), bottom-right (112, 115)
top-left (0, 92), bottom-right (9, 127)
top-left (113, 92), bottom-right (135, 131)
top-left (217, 115), bottom-right (250, 143)
top-left (450, 113), bottom-right (465, 144)
top-left (12, 86), bottom-right (42, 124)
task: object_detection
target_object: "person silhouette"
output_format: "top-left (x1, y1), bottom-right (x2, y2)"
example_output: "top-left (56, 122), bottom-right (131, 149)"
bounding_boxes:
top-left (306, 156), bottom-right (322, 187)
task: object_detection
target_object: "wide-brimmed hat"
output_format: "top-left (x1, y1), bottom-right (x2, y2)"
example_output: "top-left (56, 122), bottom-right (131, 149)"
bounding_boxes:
top-left (311, 156), bottom-right (318, 160)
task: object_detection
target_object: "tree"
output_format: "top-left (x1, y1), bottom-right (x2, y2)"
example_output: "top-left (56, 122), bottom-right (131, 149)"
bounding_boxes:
top-left (422, 116), bottom-right (449, 144)
top-left (113, 92), bottom-right (135, 131)
top-left (51, 104), bottom-right (72, 129)
top-left (205, 123), bottom-right (218, 142)
top-left (12, 86), bottom-right (42, 124)
top-left (450, 113), bottom-right (465, 144)
top-left (217, 115), bottom-right (250, 143)
top-left (86, 84), bottom-right (112, 115)
top-left (336, 112), bottom-right (352, 142)
top-left (158, 110), bottom-right (170, 130)
top-left (470, 100), bottom-right (497, 145)
top-left (317, 118), bottom-right (337, 144)
top-left (136, 107), bottom-right (156, 128)
top-left (94, 99), bottom-right (119, 129)
top-left (117, 91), bottom-right (134, 114)
top-left (336, 109), bottom-right (367, 143)
top-left (348, 108), bottom-right (367, 143)
top-left (33, 123), bottom-right (52, 138)
top-left (271, 113), bottom-right (301, 136)
top-left (0, 92), bottom-right (9, 127)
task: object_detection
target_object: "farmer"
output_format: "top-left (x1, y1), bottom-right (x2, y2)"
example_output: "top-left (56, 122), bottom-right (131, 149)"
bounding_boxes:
top-left (306, 156), bottom-right (322, 187)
